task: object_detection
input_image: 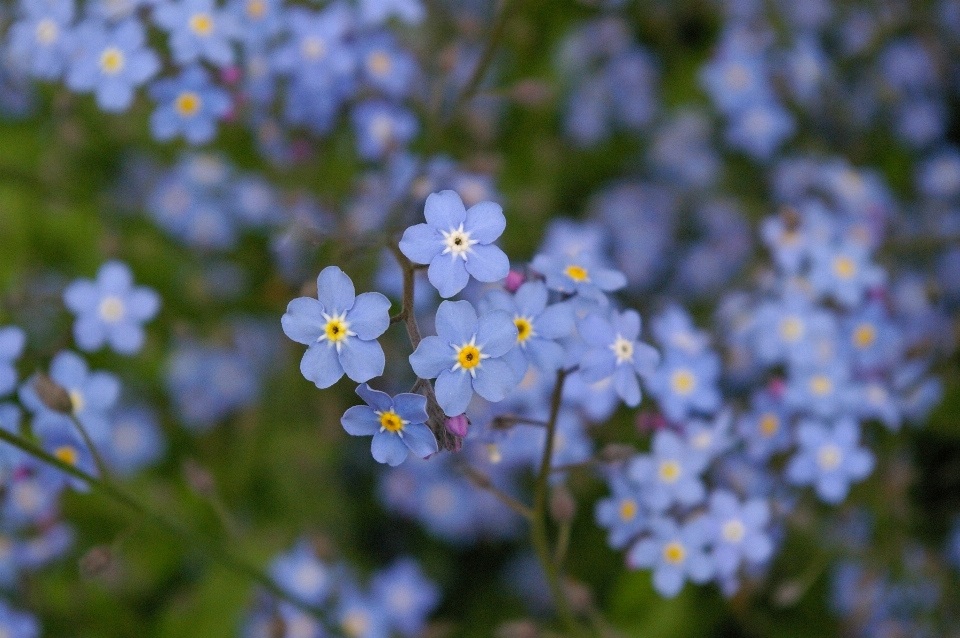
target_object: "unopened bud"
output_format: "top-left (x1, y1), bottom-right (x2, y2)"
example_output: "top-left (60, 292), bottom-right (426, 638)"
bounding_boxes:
top-left (510, 80), bottom-right (553, 107)
top-left (79, 545), bottom-right (115, 581)
top-left (504, 270), bottom-right (526, 293)
top-left (599, 443), bottom-right (635, 463)
top-left (495, 620), bottom-right (539, 638)
top-left (562, 578), bottom-right (593, 614)
top-left (635, 411), bottom-right (665, 434)
top-left (486, 443), bottom-right (502, 464)
top-left (767, 377), bottom-right (786, 398)
top-left (445, 414), bottom-right (469, 438)
top-left (182, 459), bottom-right (216, 497)
top-left (549, 485), bottom-right (576, 523)
top-left (772, 580), bottom-right (804, 607)
top-left (220, 65), bottom-right (241, 84)
top-left (33, 373), bottom-right (73, 414)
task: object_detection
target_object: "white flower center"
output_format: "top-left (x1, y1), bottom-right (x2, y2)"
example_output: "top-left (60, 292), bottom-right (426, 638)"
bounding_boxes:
top-left (301, 36), bottom-right (327, 61)
top-left (35, 19), bottom-right (59, 45)
top-left (440, 224), bottom-right (477, 261)
top-left (99, 296), bottom-right (126, 323)
top-left (722, 519), bottom-right (746, 543)
top-left (817, 443), bottom-right (843, 470)
top-left (609, 335), bottom-right (633, 364)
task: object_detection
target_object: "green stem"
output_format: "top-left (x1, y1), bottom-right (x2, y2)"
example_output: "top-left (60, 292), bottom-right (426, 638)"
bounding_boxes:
top-left (68, 413), bottom-right (112, 483)
top-left (530, 369), bottom-right (585, 636)
top-left (450, 0), bottom-right (522, 117)
top-left (0, 428), bottom-right (335, 629)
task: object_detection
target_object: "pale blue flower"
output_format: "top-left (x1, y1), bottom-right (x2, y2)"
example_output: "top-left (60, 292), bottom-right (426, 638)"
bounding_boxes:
top-left (149, 65), bottom-right (232, 144)
top-left (705, 489), bottom-right (773, 578)
top-left (627, 429), bottom-right (707, 511)
top-left (595, 474), bottom-right (647, 549)
top-left (154, 0), bottom-right (237, 66)
top-left (281, 266), bottom-right (391, 389)
top-left (7, 0), bottom-right (75, 80)
top-left (341, 384), bottom-right (437, 466)
top-left (627, 516), bottom-right (714, 598)
top-left (0, 326), bottom-right (26, 396)
top-left (647, 349), bottom-right (722, 421)
top-left (577, 309), bottom-right (659, 408)
top-left (371, 559), bottom-right (440, 637)
top-left (269, 539), bottom-right (332, 607)
top-left (786, 418), bottom-right (875, 504)
top-left (399, 190), bottom-right (510, 298)
top-left (530, 250), bottom-right (627, 303)
top-left (408, 300), bottom-right (518, 416)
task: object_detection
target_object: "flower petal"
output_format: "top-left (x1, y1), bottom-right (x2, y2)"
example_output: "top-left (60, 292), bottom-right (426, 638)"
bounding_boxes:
top-left (355, 383), bottom-right (394, 412)
top-left (339, 338), bottom-right (385, 383)
top-left (300, 343), bottom-right (344, 389)
top-left (463, 200), bottom-right (505, 243)
top-left (348, 292), bottom-right (391, 340)
top-left (434, 300), bottom-right (478, 345)
top-left (579, 348), bottom-right (616, 383)
top-left (475, 309), bottom-right (518, 358)
top-left (393, 393), bottom-right (428, 423)
top-left (98, 261), bottom-right (134, 293)
top-left (428, 256), bottom-right (470, 299)
top-left (434, 369), bottom-right (473, 416)
top-left (341, 404), bottom-right (380, 436)
top-left (535, 302), bottom-right (574, 339)
top-left (409, 336), bottom-right (454, 380)
top-left (282, 297), bottom-right (327, 345)
top-left (464, 244), bottom-right (509, 283)
top-left (471, 358), bottom-right (516, 403)
top-left (316, 266), bottom-right (356, 314)
top-left (63, 280), bottom-right (99, 314)
top-left (399, 223), bottom-right (443, 265)
top-left (423, 190), bottom-right (467, 229)
top-left (371, 430), bottom-right (410, 466)
top-left (401, 422), bottom-right (438, 459)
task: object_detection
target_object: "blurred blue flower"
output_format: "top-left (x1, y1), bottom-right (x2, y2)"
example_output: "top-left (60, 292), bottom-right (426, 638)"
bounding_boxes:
top-left (149, 65), bottom-right (232, 145)
top-left (341, 384), bottom-right (437, 466)
top-left (337, 586), bottom-right (390, 638)
top-left (0, 327), bottom-right (26, 397)
top-left (269, 539), bottom-right (332, 607)
top-left (281, 266), bottom-right (391, 389)
top-left (399, 190), bottom-right (510, 298)
top-left (104, 406), bottom-right (165, 476)
top-left (7, 0), bottom-right (75, 80)
top-left (647, 349), bottom-right (721, 421)
top-left (627, 516), bottom-right (714, 598)
top-left (63, 260), bottom-right (160, 355)
top-left (627, 430), bottom-right (707, 511)
top-left (351, 101), bottom-right (418, 161)
top-left (531, 250), bottom-right (626, 303)
top-left (154, 0), bottom-right (237, 66)
top-left (358, 0), bottom-right (424, 25)
top-left (409, 300), bottom-right (518, 416)
top-left (0, 599), bottom-right (39, 638)
top-left (595, 474), bottom-right (647, 549)
top-left (705, 489), bottom-right (773, 579)
top-left (786, 418), bottom-right (875, 503)
top-left (577, 309), bottom-right (659, 408)
top-left (370, 559), bottom-right (440, 637)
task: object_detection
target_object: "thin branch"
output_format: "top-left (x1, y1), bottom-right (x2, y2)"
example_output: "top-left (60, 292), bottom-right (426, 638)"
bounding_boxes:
top-left (457, 463), bottom-right (532, 519)
top-left (68, 413), bottom-right (113, 483)
top-left (491, 414), bottom-right (547, 429)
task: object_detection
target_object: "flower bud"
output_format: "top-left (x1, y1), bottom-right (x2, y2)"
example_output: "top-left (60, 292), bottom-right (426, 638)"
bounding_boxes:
top-left (504, 270), bottom-right (526, 293)
top-left (79, 545), bottom-right (115, 581)
top-left (444, 414), bottom-right (469, 438)
top-left (182, 459), bottom-right (216, 498)
top-left (635, 411), bottom-right (665, 434)
top-left (495, 620), bottom-right (539, 638)
top-left (549, 485), bottom-right (576, 523)
top-left (33, 373), bottom-right (73, 414)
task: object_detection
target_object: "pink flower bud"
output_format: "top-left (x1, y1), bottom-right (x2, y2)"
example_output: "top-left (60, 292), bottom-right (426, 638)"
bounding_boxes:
top-left (504, 270), bottom-right (525, 293)
top-left (220, 65), bottom-right (242, 84)
top-left (636, 411), bottom-right (666, 434)
top-left (768, 377), bottom-right (786, 398)
top-left (445, 414), bottom-right (469, 438)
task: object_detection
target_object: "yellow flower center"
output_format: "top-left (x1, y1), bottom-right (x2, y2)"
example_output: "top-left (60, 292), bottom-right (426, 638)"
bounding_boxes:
top-left (670, 369), bottom-right (696, 395)
top-left (618, 499), bottom-right (637, 521)
top-left (246, 0), bottom-right (266, 18)
top-left (663, 541), bottom-right (686, 564)
top-left (722, 519), bottom-right (746, 543)
top-left (809, 375), bottom-right (833, 396)
top-left (69, 390), bottom-right (85, 415)
top-left (341, 611), bottom-right (370, 638)
top-left (175, 91), bottom-right (202, 118)
top-left (759, 413), bottom-right (779, 437)
top-left (514, 317), bottom-right (534, 344)
top-left (54, 445), bottom-right (79, 466)
top-left (367, 51), bottom-right (393, 76)
top-left (564, 265), bottom-right (590, 282)
top-left (779, 316), bottom-right (804, 342)
top-left (35, 19), bottom-right (59, 45)
top-left (325, 319), bottom-right (349, 342)
top-left (377, 410), bottom-right (405, 433)
top-left (99, 47), bottom-right (126, 75)
top-left (832, 256), bottom-right (857, 280)
top-left (98, 296), bottom-right (125, 322)
top-left (853, 323), bottom-right (876, 349)
top-left (457, 344), bottom-right (481, 370)
top-left (817, 444), bottom-right (842, 470)
top-left (658, 460), bottom-right (681, 483)
top-left (189, 12), bottom-right (214, 36)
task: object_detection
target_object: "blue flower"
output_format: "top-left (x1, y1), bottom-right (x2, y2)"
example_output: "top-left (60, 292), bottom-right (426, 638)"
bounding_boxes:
top-left (577, 309), bottom-right (659, 408)
top-left (351, 101), bottom-right (419, 161)
top-left (63, 260), bottom-right (161, 355)
top-left (408, 300), bottom-right (518, 416)
top-left (358, 33), bottom-right (419, 99)
top-left (595, 474), bottom-right (647, 549)
top-left (0, 326), bottom-right (26, 397)
top-left (531, 250), bottom-right (627, 303)
top-left (786, 418), bottom-right (875, 504)
top-left (399, 190), bottom-right (510, 298)
top-left (358, 0), bottom-right (425, 25)
top-left (724, 100), bottom-right (796, 160)
top-left (337, 586), bottom-right (390, 638)
top-left (154, 0), bottom-right (238, 66)
top-left (705, 489), bottom-right (773, 579)
top-left (272, 5), bottom-right (355, 91)
top-left (166, 342), bottom-right (259, 430)
top-left (808, 241), bottom-right (886, 307)
top-left (268, 539), bottom-right (332, 607)
top-left (149, 65), bottom-right (232, 144)
top-left (0, 599), bottom-right (39, 638)
top-left (627, 430), bottom-right (707, 511)
top-left (39, 426), bottom-right (98, 492)
top-left (105, 406), bottom-right (166, 476)
top-left (370, 559), bottom-right (440, 637)
top-left (281, 266), bottom-right (391, 389)
top-left (627, 516), bottom-right (714, 598)
top-left (737, 390), bottom-right (794, 461)
top-left (228, 0), bottom-right (284, 47)
top-left (64, 18), bottom-right (160, 112)
top-left (341, 384), bottom-right (438, 466)
top-left (7, 0), bottom-right (75, 80)
top-left (785, 360), bottom-right (854, 418)
top-left (479, 281), bottom-right (574, 379)
top-left (647, 349), bottom-right (722, 421)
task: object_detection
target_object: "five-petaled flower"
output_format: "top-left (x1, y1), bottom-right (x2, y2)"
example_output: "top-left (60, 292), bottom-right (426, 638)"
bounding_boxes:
top-left (281, 266), bottom-right (391, 389)
top-left (408, 300), bottom-right (518, 416)
top-left (578, 309), bottom-right (659, 407)
top-left (399, 190), bottom-right (510, 298)
top-left (341, 384), bottom-right (438, 466)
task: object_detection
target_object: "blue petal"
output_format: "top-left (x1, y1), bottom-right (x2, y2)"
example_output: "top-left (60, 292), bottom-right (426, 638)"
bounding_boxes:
top-left (535, 302), bottom-right (574, 339)
top-left (614, 310), bottom-right (641, 341)
top-left (423, 190), bottom-right (466, 229)
top-left (393, 393), bottom-right (428, 423)
top-left (428, 256), bottom-right (470, 298)
top-left (463, 200), bottom-right (505, 243)
top-left (50, 351), bottom-right (88, 388)
top-left (434, 300), bottom-right (478, 345)
top-left (526, 339), bottom-right (564, 373)
top-left (409, 336), bottom-right (453, 379)
top-left (614, 365), bottom-right (641, 407)
top-left (99, 261), bottom-right (134, 293)
top-left (577, 313), bottom-right (615, 348)
top-left (434, 369), bottom-right (473, 416)
top-left (0, 327), bottom-right (25, 360)
top-left (371, 430), bottom-right (410, 466)
top-left (476, 309), bottom-right (518, 358)
top-left (341, 404), bottom-right (380, 436)
top-left (63, 281), bottom-right (99, 314)
top-left (513, 281), bottom-right (548, 317)
top-left (579, 348), bottom-right (616, 383)
top-left (653, 566), bottom-right (685, 598)
top-left (401, 422), bottom-right (438, 459)
top-left (339, 338), bottom-right (385, 383)
top-left (107, 322), bottom-right (145, 355)
top-left (633, 343), bottom-right (660, 377)
top-left (282, 297), bottom-right (326, 345)
top-left (478, 289), bottom-right (514, 314)
top-left (355, 384), bottom-right (394, 412)
top-left (316, 266), bottom-right (356, 314)
top-left (464, 244), bottom-right (509, 283)
top-left (399, 223), bottom-right (443, 264)
top-left (126, 288), bottom-right (161, 321)
top-left (74, 316), bottom-right (107, 352)
top-left (502, 345), bottom-right (529, 380)
top-left (591, 266), bottom-right (628, 292)
top-left (471, 358), bottom-right (516, 403)
top-left (627, 538), bottom-right (659, 568)
top-left (300, 343), bottom-right (344, 389)
top-left (348, 292), bottom-right (391, 340)
top-left (84, 372), bottom-right (120, 411)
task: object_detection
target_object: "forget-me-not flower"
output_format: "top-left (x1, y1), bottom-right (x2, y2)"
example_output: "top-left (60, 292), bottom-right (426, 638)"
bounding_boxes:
top-left (269, 539), bottom-right (332, 607)
top-left (149, 65), bottom-right (232, 144)
top-left (7, 0), bottom-right (75, 80)
top-left (705, 489), bottom-right (773, 578)
top-left (479, 281), bottom-right (574, 379)
top-left (370, 559), bottom-right (440, 637)
top-left (64, 18), bottom-right (160, 112)
top-left (595, 474), bottom-right (648, 549)
top-left (0, 327), bottom-right (26, 397)
top-left (0, 599), bottom-right (39, 638)
top-left (341, 384), bottom-right (438, 466)
top-left (530, 250), bottom-right (627, 303)
top-left (63, 260), bottom-right (161, 355)
top-left (358, 0), bottom-right (425, 25)
top-left (154, 0), bottom-right (237, 66)
top-left (786, 417), bottom-right (875, 504)
top-left (627, 429), bottom-right (708, 511)
top-left (408, 300), bottom-right (518, 416)
top-left (352, 101), bottom-right (419, 161)
top-left (399, 190), bottom-right (510, 298)
top-left (647, 349), bottom-right (722, 421)
top-left (281, 266), bottom-right (391, 389)
top-left (809, 241), bottom-right (886, 307)
top-left (627, 516), bottom-right (714, 598)
top-left (577, 309), bottom-right (659, 408)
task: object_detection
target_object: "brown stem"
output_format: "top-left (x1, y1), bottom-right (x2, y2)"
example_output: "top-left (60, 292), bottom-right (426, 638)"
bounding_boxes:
top-left (457, 463), bottom-right (533, 519)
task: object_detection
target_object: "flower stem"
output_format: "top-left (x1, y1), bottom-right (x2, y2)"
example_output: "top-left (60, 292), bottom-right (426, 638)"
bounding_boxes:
top-left (458, 463), bottom-right (533, 519)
